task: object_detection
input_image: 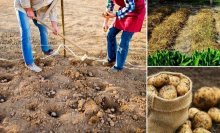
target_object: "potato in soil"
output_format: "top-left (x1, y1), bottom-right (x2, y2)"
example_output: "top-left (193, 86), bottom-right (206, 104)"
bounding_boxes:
top-left (193, 87), bottom-right (218, 110)
top-left (169, 75), bottom-right (180, 87)
top-left (189, 108), bottom-right (200, 119)
top-left (176, 79), bottom-right (190, 96)
top-left (192, 111), bottom-right (212, 130)
top-left (193, 128), bottom-right (211, 133)
top-left (147, 85), bottom-right (158, 96)
top-left (208, 107), bottom-right (220, 123)
top-left (159, 85), bottom-right (177, 100)
top-left (153, 74), bottom-right (170, 88)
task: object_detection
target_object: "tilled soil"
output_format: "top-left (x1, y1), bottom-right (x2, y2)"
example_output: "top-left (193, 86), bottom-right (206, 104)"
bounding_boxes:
top-left (0, 57), bottom-right (146, 133)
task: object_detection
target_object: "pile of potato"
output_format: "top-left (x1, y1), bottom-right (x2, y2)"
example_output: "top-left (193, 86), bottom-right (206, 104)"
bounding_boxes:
top-left (148, 73), bottom-right (190, 99)
top-left (177, 86), bottom-right (220, 133)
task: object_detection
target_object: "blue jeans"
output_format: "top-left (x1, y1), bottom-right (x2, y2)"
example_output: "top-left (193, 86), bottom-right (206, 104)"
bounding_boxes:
top-left (107, 27), bottom-right (134, 70)
top-left (16, 10), bottom-right (51, 65)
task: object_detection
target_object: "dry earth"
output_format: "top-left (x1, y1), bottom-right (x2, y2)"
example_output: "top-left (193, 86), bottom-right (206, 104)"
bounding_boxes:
top-left (0, 0), bottom-right (146, 132)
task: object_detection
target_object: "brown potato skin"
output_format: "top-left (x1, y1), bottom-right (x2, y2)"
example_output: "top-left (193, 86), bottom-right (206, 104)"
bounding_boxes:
top-left (176, 78), bottom-right (190, 96)
top-left (147, 85), bottom-right (159, 96)
top-left (193, 87), bottom-right (218, 110)
top-left (192, 111), bottom-right (212, 130)
top-left (169, 75), bottom-right (180, 87)
top-left (189, 108), bottom-right (200, 119)
top-left (148, 77), bottom-right (155, 85)
top-left (212, 87), bottom-right (220, 102)
top-left (184, 120), bottom-right (192, 128)
top-left (193, 128), bottom-right (211, 133)
top-left (177, 82), bottom-right (190, 96)
top-left (159, 85), bottom-right (177, 100)
top-left (177, 124), bottom-right (193, 133)
top-left (153, 74), bottom-right (170, 88)
top-left (180, 78), bottom-right (190, 85)
top-left (208, 107), bottom-right (220, 123)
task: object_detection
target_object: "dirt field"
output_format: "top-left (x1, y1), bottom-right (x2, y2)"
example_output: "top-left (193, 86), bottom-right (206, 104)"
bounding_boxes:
top-left (148, 67), bottom-right (220, 132)
top-left (0, 0), bottom-right (146, 132)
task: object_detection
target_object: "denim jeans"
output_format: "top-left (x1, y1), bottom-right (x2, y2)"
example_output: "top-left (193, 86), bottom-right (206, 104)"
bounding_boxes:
top-left (16, 10), bottom-right (51, 65)
top-left (107, 27), bottom-right (134, 70)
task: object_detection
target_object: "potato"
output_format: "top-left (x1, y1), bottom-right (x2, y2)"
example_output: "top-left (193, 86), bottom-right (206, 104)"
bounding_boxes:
top-left (147, 85), bottom-right (159, 96)
top-left (193, 87), bottom-right (218, 110)
top-left (177, 123), bottom-right (192, 133)
top-left (208, 107), bottom-right (220, 123)
top-left (177, 120), bottom-right (193, 133)
top-left (184, 120), bottom-right (192, 128)
top-left (148, 77), bottom-right (155, 85)
top-left (189, 108), bottom-right (200, 119)
top-left (177, 82), bottom-right (190, 96)
top-left (193, 128), bottom-right (211, 133)
top-left (169, 75), bottom-right (180, 86)
top-left (159, 85), bottom-right (177, 100)
top-left (212, 87), bottom-right (220, 102)
top-left (192, 111), bottom-right (212, 130)
top-left (176, 78), bottom-right (190, 96)
top-left (180, 78), bottom-right (190, 85)
top-left (153, 73), bottom-right (169, 88)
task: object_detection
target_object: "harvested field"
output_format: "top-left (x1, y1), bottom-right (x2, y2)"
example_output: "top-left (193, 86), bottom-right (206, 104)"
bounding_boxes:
top-left (175, 9), bottom-right (219, 54)
top-left (148, 6), bottom-right (174, 37)
top-left (148, 8), bottom-right (191, 53)
top-left (148, 6), bottom-right (220, 54)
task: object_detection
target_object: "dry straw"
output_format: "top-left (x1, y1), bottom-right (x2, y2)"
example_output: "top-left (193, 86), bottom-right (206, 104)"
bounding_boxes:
top-left (148, 6), bottom-right (174, 36)
top-left (149, 8), bottom-right (191, 54)
top-left (175, 9), bottom-right (219, 54)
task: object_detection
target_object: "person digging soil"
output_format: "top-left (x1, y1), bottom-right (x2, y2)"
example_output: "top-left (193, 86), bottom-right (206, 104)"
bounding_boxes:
top-left (14, 0), bottom-right (59, 72)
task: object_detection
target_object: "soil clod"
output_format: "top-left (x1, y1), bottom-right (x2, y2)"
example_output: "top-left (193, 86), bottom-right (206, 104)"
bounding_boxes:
top-left (27, 103), bottom-right (38, 111)
top-left (69, 100), bottom-right (78, 109)
top-left (0, 75), bottom-right (13, 83)
top-left (88, 72), bottom-right (94, 77)
top-left (0, 95), bottom-right (6, 103)
top-left (0, 116), bottom-right (5, 124)
top-left (132, 115), bottom-right (138, 120)
top-left (109, 120), bottom-right (115, 127)
top-left (46, 90), bottom-right (56, 98)
top-left (48, 111), bottom-right (59, 118)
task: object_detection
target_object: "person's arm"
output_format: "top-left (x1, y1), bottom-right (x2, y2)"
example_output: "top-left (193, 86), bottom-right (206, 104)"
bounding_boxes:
top-left (106, 0), bottom-right (115, 12)
top-left (49, 6), bottom-right (57, 22)
top-left (49, 6), bottom-right (59, 35)
top-left (102, 0), bottom-right (113, 32)
top-left (116, 0), bottom-right (135, 19)
top-left (103, 17), bottom-right (109, 32)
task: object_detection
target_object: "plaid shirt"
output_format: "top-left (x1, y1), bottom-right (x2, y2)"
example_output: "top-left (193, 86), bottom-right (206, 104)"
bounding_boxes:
top-left (106, 0), bottom-right (135, 19)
